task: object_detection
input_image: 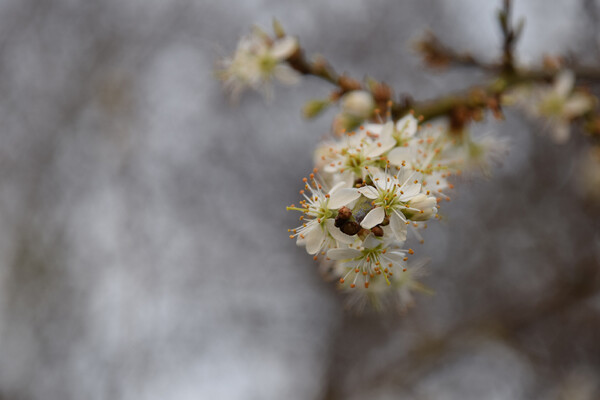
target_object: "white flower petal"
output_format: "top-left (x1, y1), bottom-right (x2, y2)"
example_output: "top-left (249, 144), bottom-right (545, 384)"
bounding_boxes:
top-left (373, 173), bottom-right (397, 191)
top-left (343, 259), bottom-right (361, 270)
top-left (357, 185), bottom-right (378, 199)
top-left (554, 70), bottom-right (574, 98)
top-left (323, 163), bottom-right (338, 173)
top-left (361, 207), bottom-right (385, 229)
top-left (399, 183), bottom-right (421, 201)
top-left (563, 93), bottom-right (593, 118)
top-left (390, 212), bottom-right (407, 242)
top-left (270, 37), bottom-right (298, 60)
top-left (273, 64), bottom-right (301, 85)
top-left (380, 121), bottom-right (395, 140)
top-left (383, 251), bottom-right (406, 264)
top-left (363, 123), bottom-right (383, 136)
top-left (361, 166), bottom-right (382, 180)
top-left (328, 181), bottom-right (348, 195)
top-left (396, 167), bottom-right (415, 184)
top-left (366, 135), bottom-right (396, 157)
top-left (388, 147), bottom-right (413, 167)
top-left (362, 233), bottom-right (381, 249)
top-left (305, 225), bottom-right (325, 254)
top-left (327, 248), bottom-right (362, 260)
top-left (325, 219), bottom-right (356, 244)
top-left (396, 114), bottom-right (418, 137)
top-left (328, 188), bottom-right (360, 209)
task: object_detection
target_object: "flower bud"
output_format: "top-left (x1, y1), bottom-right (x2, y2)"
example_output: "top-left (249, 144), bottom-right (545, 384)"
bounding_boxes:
top-left (407, 194), bottom-right (437, 221)
top-left (370, 226), bottom-right (384, 237)
top-left (341, 90), bottom-right (375, 119)
top-left (272, 18), bottom-right (286, 38)
top-left (340, 221), bottom-right (361, 235)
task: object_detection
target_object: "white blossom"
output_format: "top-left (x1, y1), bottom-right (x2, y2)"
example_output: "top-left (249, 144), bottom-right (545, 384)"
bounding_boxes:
top-left (317, 131), bottom-right (384, 184)
top-left (287, 178), bottom-right (358, 255)
top-left (357, 169), bottom-right (437, 241)
top-left (509, 70), bottom-right (594, 143)
top-left (217, 27), bottom-right (300, 101)
top-left (363, 114), bottom-right (419, 157)
top-left (340, 257), bottom-right (432, 313)
top-left (461, 133), bottom-right (510, 177)
top-left (327, 234), bottom-right (409, 289)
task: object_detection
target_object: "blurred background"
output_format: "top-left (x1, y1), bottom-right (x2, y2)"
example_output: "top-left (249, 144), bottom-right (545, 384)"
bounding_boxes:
top-left (0, 0), bottom-right (599, 399)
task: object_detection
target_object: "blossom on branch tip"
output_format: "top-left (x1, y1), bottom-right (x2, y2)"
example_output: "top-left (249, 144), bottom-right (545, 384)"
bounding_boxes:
top-left (216, 27), bottom-right (300, 101)
top-left (508, 70), bottom-right (594, 143)
top-left (461, 132), bottom-right (509, 177)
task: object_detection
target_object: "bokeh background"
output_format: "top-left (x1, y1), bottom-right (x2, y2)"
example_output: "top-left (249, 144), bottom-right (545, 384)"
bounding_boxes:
top-left (0, 0), bottom-right (599, 399)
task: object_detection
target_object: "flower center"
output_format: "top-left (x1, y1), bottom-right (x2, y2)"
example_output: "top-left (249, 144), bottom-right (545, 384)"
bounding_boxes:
top-left (540, 95), bottom-right (565, 116)
top-left (344, 152), bottom-right (367, 174)
top-left (375, 187), bottom-right (402, 212)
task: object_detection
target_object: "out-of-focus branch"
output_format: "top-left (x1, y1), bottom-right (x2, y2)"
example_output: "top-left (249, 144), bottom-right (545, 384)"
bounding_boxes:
top-left (287, 49), bottom-right (341, 89)
top-left (287, 38), bottom-right (600, 131)
top-left (280, 0), bottom-right (600, 139)
top-left (414, 31), bottom-right (501, 72)
top-left (498, 0), bottom-right (523, 74)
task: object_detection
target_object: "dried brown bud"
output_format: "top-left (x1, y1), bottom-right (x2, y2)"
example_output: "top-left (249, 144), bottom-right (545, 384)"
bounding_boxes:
top-left (338, 206), bottom-right (352, 220)
top-left (414, 32), bottom-right (451, 69)
top-left (371, 226), bottom-right (384, 237)
top-left (334, 206), bottom-right (353, 227)
top-left (372, 82), bottom-right (392, 104)
top-left (340, 221), bottom-right (361, 235)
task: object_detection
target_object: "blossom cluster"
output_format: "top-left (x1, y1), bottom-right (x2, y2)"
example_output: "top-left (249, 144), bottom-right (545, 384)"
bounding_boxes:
top-left (287, 114), bottom-right (489, 310)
